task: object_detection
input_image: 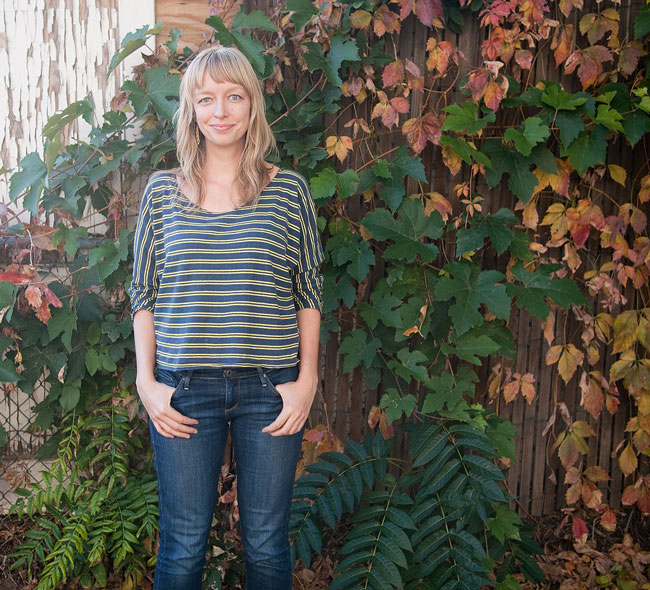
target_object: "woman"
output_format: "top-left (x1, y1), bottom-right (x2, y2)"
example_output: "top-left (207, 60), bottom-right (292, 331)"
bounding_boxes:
top-left (129, 45), bottom-right (324, 590)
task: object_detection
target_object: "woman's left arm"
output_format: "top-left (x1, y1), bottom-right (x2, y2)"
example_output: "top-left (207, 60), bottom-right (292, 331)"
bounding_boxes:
top-left (262, 308), bottom-right (321, 436)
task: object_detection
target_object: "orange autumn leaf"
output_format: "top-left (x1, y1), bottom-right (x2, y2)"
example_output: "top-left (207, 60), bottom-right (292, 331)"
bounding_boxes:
top-left (584, 465), bottom-right (610, 482)
top-left (402, 112), bottom-right (442, 154)
top-left (371, 91), bottom-right (409, 130)
top-left (372, 4), bottom-right (400, 37)
top-left (559, 0), bottom-right (582, 18)
top-left (24, 285), bottom-right (43, 309)
top-left (426, 39), bottom-right (455, 76)
top-left (551, 24), bottom-right (575, 66)
top-left (483, 79), bottom-right (506, 111)
top-left (325, 135), bottom-right (354, 162)
top-left (638, 174), bottom-right (650, 204)
top-left (422, 191), bottom-right (452, 222)
top-left (580, 371), bottom-right (604, 419)
top-left (442, 144), bottom-right (462, 175)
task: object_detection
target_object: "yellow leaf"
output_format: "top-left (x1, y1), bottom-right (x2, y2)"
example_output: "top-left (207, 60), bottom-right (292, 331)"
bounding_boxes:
top-left (595, 313), bottom-right (613, 343)
top-left (403, 325), bottom-right (420, 337)
top-left (546, 344), bottom-right (563, 365)
top-left (608, 164), bottom-right (627, 186)
top-left (572, 420), bottom-right (596, 438)
top-left (613, 310), bottom-right (638, 354)
top-left (618, 442), bottom-right (638, 476)
top-left (442, 144), bottom-right (462, 176)
top-left (422, 192), bottom-right (452, 222)
top-left (325, 135), bottom-right (353, 162)
top-left (521, 373), bottom-right (536, 404)
top-left (557, 344), bottom-right (584, 384)
top-left (522, 198), bottom-right (539, 230)
top-left (610, 350), bottom-right (635, 382)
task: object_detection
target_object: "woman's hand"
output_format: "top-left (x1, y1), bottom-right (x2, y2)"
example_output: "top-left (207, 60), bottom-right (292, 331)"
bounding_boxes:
top-left (136, 377), bottom-right (199, 439)
top-left (262, 375), bottom-right (318, 436)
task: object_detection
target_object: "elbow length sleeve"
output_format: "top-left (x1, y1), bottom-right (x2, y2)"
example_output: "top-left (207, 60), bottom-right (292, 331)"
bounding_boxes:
top-left (129, 185), bottom-right (159, 317)
top-left (291, 179), bottom-right (325, 312)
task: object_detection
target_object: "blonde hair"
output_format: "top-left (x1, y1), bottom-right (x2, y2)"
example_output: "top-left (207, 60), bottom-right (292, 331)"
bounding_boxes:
top-left (173, 45), bottom-right (276, 207)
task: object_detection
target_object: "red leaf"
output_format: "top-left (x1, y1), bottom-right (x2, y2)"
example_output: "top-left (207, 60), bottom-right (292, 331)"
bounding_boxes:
top-left (463, 68), bottom-right (490, 102)
top-left (514, 49), bottom-right (533, 70)
top-left (572, 516), bottom-right (589, 543)
top-left (0, 271), bottom-right (33, 285)
top-left (402, 113), bottom-right (442, 154)
top-left (426, 39), bottom-right (455, 76)
top-left (390, 96), bottom-right (411, 114)
top-left (414, 0), bottom-right (443, 26)
top-left (600, 508), bottom-right (617, 532)
top-left (619, 41), bottom-right (645, 77)
top-left (564, 45), bottom-right (614, 90)
top-left (398, 0), bottom-right (415, 20)
top-left (41, 285), bottom-right (62, 308)
top-left (383, 60), bottom-right (405, 88)
top-left (303, 428), bottom-right (325, 443)
top-left (637, 484), bottom-right (650, 515)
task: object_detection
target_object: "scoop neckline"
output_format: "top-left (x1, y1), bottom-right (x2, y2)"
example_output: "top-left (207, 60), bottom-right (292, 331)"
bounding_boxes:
top-left (173, 168), bottom-right (287, 215)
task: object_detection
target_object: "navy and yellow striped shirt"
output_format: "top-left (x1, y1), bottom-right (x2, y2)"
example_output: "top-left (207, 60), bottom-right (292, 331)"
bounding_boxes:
top-left (129, 169), bottom-right (324, 370)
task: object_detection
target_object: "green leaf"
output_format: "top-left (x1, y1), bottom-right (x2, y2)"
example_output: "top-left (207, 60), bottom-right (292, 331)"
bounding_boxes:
top-left (391, 349), bottom-right (430, 384)
top-left (206, 15), bottom-right (270, 75)
top-left (482, 141), bottom-right (537, 203)
top-left (339, 330), bottom-right (380, 371)
top-left (42, 97), bottom-right (94, 140)
top-left (560, 125), bottom-right (607, 176)
top-left (509, 230), bottom-right (534, 262)
top-left (359, 292), bottom-right (402, 329)
top-left (594, 103), bottom-right (624, 133)
top-left (442, 332), bottom-right (500, 365)
top-left (361, 198), bottom-right (443, 263)
top-left (232, 9), bottom-right (277, 31)
top-left (635, 3), bottom-right (650, 39)
top-left (440, 135), bottom-right (491, 167)
top-left (486, 416), bottom-right (517, 461)
top-left (422, 371), bottom-right (476, 413)
top-left (47, 305), bottom-right (77, 353)
top-left (555, 111), bottom-right (585, 148)
top-left (433, 262), bottom-right (511, 336)
top-left (622, 110), bottom-right (649, 147)
top-left (0, 282), bottom-right (17, 323)
top-left (487, 505), bottom-right (522, 543)
top-left (503, 117), bottom-right (550, 156)
top-left (122, 67), bottom-right (180, 121)
top-left (303, 34), bottom-right (360, 87)
top-left (9, 152), bottom-right (47, 215)
top-left (456, 209), bottom-right (518, 257)
top-left (541, 84), bottom-right (588, 111)
top-left (87, 229), bottom-right (129, 280)
top-left (60, 380), bottom-right (81, 411)
top-left (52, 225), bottom-right (88, 258)
top-left (380, 389), bottom-right (417, 424)
top-left (0, 359), bottom-right (19, 383)
top-left (108, 24), bottom-right (163, 75)
top-left (506, 262), bottom-right (586, 319)
top-left (286, 0), bottom-right (319, 31)
top-left (165, 28), bottom-right (182, 53)
top-left (311, 167), bottom-right (359, 202)
top-left (442, 102), bottom-right (495, 135)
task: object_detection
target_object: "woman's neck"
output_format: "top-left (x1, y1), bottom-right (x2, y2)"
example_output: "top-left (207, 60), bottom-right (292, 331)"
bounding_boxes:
top-left (202, 145), bottom-right (243, 183)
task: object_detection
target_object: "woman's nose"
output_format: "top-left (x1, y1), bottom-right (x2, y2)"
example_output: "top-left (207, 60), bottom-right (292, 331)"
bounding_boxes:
top-left (213, 99), bottom-right (227, 118)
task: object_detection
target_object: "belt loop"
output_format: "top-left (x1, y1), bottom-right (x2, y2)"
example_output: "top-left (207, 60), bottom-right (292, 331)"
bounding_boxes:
top-left (256, 366), bottom-right (267, 386)
top-left (183, 370), bottom-right (193, 390)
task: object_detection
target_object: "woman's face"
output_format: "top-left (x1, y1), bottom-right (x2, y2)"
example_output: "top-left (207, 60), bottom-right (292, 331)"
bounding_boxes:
top-left (193, 71), bottom-right (251, 154)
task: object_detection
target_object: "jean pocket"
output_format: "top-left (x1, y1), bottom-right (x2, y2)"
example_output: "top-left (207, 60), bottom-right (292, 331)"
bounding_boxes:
top-left (156, 368), bottom-right (184, 398)
top-left (264, 365), bottom-right (298, 397)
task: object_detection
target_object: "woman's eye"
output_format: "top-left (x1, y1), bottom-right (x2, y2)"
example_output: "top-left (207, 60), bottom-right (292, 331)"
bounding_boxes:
top-left (198, 97), bottom-right (211, 104)
top-left (230, 94), bottom-right (242, 101)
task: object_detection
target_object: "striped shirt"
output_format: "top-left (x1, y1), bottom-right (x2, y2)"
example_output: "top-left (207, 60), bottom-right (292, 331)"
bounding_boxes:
top-left (129, 169), bottom-right (324, 370)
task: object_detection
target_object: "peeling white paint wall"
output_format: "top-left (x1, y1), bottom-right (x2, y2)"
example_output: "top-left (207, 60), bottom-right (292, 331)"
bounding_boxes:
top-left (0, 0), bottom-right (155, 202)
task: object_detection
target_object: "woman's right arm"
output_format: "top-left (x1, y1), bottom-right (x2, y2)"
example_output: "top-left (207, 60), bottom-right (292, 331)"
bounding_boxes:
top-left (130, 178), bottom-right (197, 438)
top-left (133, 309), bottom-right (198, 438)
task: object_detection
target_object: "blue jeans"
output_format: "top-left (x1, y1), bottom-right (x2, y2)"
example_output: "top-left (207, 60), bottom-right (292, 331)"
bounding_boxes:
top-left (149, 364), bottom-right (302, 590)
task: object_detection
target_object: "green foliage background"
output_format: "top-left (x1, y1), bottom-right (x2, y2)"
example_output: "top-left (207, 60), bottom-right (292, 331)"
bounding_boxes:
top-left (2, 0), bottom-right (649, 587)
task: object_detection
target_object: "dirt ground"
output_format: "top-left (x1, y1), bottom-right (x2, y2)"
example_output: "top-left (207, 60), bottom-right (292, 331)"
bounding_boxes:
top-left (1, 509), bottom-right (648, 589)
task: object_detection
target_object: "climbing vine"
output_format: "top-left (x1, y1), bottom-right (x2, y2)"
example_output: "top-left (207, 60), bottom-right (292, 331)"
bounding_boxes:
top-left (2, 0), bottom-right (650, 586)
